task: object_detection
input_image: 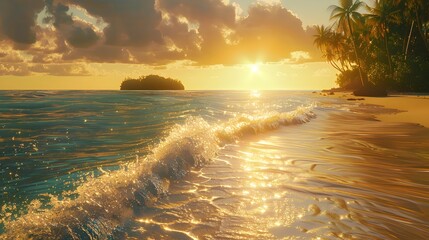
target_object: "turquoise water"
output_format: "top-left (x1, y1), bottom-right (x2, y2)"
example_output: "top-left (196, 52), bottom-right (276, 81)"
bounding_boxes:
top-left (1, 91), bottom-right (428, 239)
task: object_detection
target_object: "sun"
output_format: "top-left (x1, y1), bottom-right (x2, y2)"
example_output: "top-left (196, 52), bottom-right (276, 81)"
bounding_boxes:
top-left (250, 63), bottom-right (260, 73)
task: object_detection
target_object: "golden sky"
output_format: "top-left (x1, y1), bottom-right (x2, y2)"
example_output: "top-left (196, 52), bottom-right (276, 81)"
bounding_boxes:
top-left (0, 0), bottom-right (339, 90)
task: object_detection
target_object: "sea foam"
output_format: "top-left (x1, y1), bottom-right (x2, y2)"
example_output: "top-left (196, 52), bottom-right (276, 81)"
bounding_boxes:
top-left (1, 105), bottom-right (315, 239)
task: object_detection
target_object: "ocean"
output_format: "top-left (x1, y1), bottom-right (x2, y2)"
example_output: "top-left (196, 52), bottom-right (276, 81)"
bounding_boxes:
top-left (0, 90), bottom-right (428, 239)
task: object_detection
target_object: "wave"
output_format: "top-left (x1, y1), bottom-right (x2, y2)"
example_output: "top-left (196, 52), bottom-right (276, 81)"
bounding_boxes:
top-left (0, 105), bottom-right (316, 239)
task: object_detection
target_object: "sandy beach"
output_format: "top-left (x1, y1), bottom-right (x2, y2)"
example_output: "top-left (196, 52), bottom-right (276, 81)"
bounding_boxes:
top-left (329, 92), bottom-right (429, 128)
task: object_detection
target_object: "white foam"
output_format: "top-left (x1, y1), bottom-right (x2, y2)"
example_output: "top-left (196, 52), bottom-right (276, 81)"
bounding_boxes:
top-left (1, 105), bottom-right (316, 239)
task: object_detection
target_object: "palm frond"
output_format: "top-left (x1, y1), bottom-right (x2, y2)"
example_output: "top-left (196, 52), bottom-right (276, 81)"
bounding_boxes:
top-left (340, 0), bottom-right (353, 8)
top-left (329, 6), bottom-right (345, 19)
top-left (350, 1), bottom-right (365, 12)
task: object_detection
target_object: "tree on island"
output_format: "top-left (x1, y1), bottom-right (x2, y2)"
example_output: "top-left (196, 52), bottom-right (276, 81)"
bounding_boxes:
top-left (120, 75), bottom-right (185, 90)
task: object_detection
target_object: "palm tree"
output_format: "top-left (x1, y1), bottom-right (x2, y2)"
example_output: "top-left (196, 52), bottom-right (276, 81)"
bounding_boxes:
top-left (329, 32), bottom-right (353, 72)
top-left (329, 0), bottom-right (366, 87)
top-left (313, 25), bottom-right (331, 51)
top-left (391, 0), bottom-right (416, 60)
top-left (405, 0), bottom-right (429, 57)
top-left (314, 25), bottom-right (349, 72)
top-left (393, 0), bottom-right (429, 59)
top-left (366, 0), bottom-right (400, 74)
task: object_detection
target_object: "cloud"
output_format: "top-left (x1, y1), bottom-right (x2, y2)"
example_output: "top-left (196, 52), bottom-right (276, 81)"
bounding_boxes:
top-left (232, 4), bottom-right (313, 61)
top-left (158, 16), bottom-right (201, 56)
top-left (0, 0), bottom-right (45, 46)
top-left (62, 45), bottom-right (134, 63)
top-left (0, 62), bottom-right (91, 76)
top-left (69, 0), bottom-right (163, 47)
top-left (30, 63), bottom-right (90, 76)
top-left (0, 0), bottom-right (322, 76)
top-left (158, 0), bottom-right (236, 27)
top-left (45, 1), bottom-right (100, 48)
top-left (0, 42), bottom-right (27, 63)
top-left (256, 0), bottom-right (282, 6)
top-left (66, 25), bottom-right (99, 48)
top-left (187, 3), bottom-right (319, 65)
top-left (157, 0), bottom-right (237, 65)
top-left (0, 63), bottom-right (31, 76)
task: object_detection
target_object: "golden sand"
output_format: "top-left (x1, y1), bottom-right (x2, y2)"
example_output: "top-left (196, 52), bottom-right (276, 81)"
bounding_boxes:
top-left (328, 92), bottom-right (429, 128)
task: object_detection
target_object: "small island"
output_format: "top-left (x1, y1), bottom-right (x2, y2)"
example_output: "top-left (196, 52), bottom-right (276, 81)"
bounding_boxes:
top-left (120, 75), bottom-right (185, 90)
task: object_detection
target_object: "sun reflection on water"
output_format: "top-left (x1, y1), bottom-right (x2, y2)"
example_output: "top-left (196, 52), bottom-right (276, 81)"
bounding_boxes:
top-left (250, 90), bottom-right (261, 98)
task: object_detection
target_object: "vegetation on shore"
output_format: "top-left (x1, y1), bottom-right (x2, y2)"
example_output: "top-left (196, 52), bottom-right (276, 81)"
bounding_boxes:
top-left (120, 75), bottom-right (185, 90)
top-left (314, 0), bottom-right (429, 95)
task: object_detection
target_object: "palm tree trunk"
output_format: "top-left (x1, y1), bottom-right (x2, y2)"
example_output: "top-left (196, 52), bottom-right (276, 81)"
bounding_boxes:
top-left (405, 21), bottom-right (415, 60)
top-left (415, 11), bottom-right (429, 55)
top-left (347, 17), bottom-right (365, 87)
top-left (384, 31), bottom-right (393, 75)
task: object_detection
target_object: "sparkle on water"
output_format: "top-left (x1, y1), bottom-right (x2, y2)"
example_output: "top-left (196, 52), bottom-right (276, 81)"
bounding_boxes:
top-left (1, 90), bottom-right (428, 239)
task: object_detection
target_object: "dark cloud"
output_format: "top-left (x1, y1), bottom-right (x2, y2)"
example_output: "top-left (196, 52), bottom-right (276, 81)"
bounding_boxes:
top-left (62, 45), bottom-right (133, 63)
top-left (157, 0), bottom-right (237, 65)
top-left (69, 0), bottom-right (163, 47)
top-left (0, 0), bottom-right (45, 45)
top-left (45, 1), bottom-right (99, 48)
top-left (158, 16), bottom-right (201, 58)
top-left (0, 0), bottom-right (322, 76)
top-left (46, 1), bottom-right (73, 27)
top-left (158, 0), bottom-right (236, 27)
top-left (66, 25), bottom-right (99, 48)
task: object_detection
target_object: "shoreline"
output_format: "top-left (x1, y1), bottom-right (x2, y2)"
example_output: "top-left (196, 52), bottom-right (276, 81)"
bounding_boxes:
top-left (325, 92), bottom-right (429, 128)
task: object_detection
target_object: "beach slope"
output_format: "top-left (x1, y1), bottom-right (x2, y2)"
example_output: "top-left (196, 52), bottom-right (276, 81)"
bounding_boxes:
top-left (333, 93), bottom-right (429, 127)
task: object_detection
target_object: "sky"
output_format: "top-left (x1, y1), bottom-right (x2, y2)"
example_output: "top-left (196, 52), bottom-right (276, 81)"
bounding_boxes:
top-left (0, 0), bottom-right (340, 90)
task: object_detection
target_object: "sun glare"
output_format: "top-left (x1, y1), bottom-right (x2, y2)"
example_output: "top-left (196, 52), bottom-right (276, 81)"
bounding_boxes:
top-left (250, 90), bottom-right (261, 98)
top-left (250, 64), bottom-right (260, 73)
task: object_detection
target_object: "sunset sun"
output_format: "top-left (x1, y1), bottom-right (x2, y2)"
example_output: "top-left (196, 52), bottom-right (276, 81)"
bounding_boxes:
top-left (250, 63), bottom-right (260, 74)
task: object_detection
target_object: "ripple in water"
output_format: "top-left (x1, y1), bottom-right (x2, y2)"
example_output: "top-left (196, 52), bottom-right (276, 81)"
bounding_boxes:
top-left (1, 91), bottom-right (428, 239)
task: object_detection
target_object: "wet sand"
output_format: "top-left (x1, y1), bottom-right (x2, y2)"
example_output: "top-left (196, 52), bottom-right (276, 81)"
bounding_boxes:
top-left (117, 104), bottom-right (429, 239)
top-left (327, 92), bottom-right (429, 128)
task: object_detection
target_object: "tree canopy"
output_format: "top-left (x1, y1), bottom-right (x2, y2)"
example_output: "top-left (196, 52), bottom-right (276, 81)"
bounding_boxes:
top-left (315, 0), bottom-right (429, 93)
top-left (120, 75), bottom-right (185, 90)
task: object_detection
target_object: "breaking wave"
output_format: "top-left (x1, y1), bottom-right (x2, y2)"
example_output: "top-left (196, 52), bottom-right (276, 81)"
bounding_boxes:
top-left (1, 105), bottom-right (316, 239)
